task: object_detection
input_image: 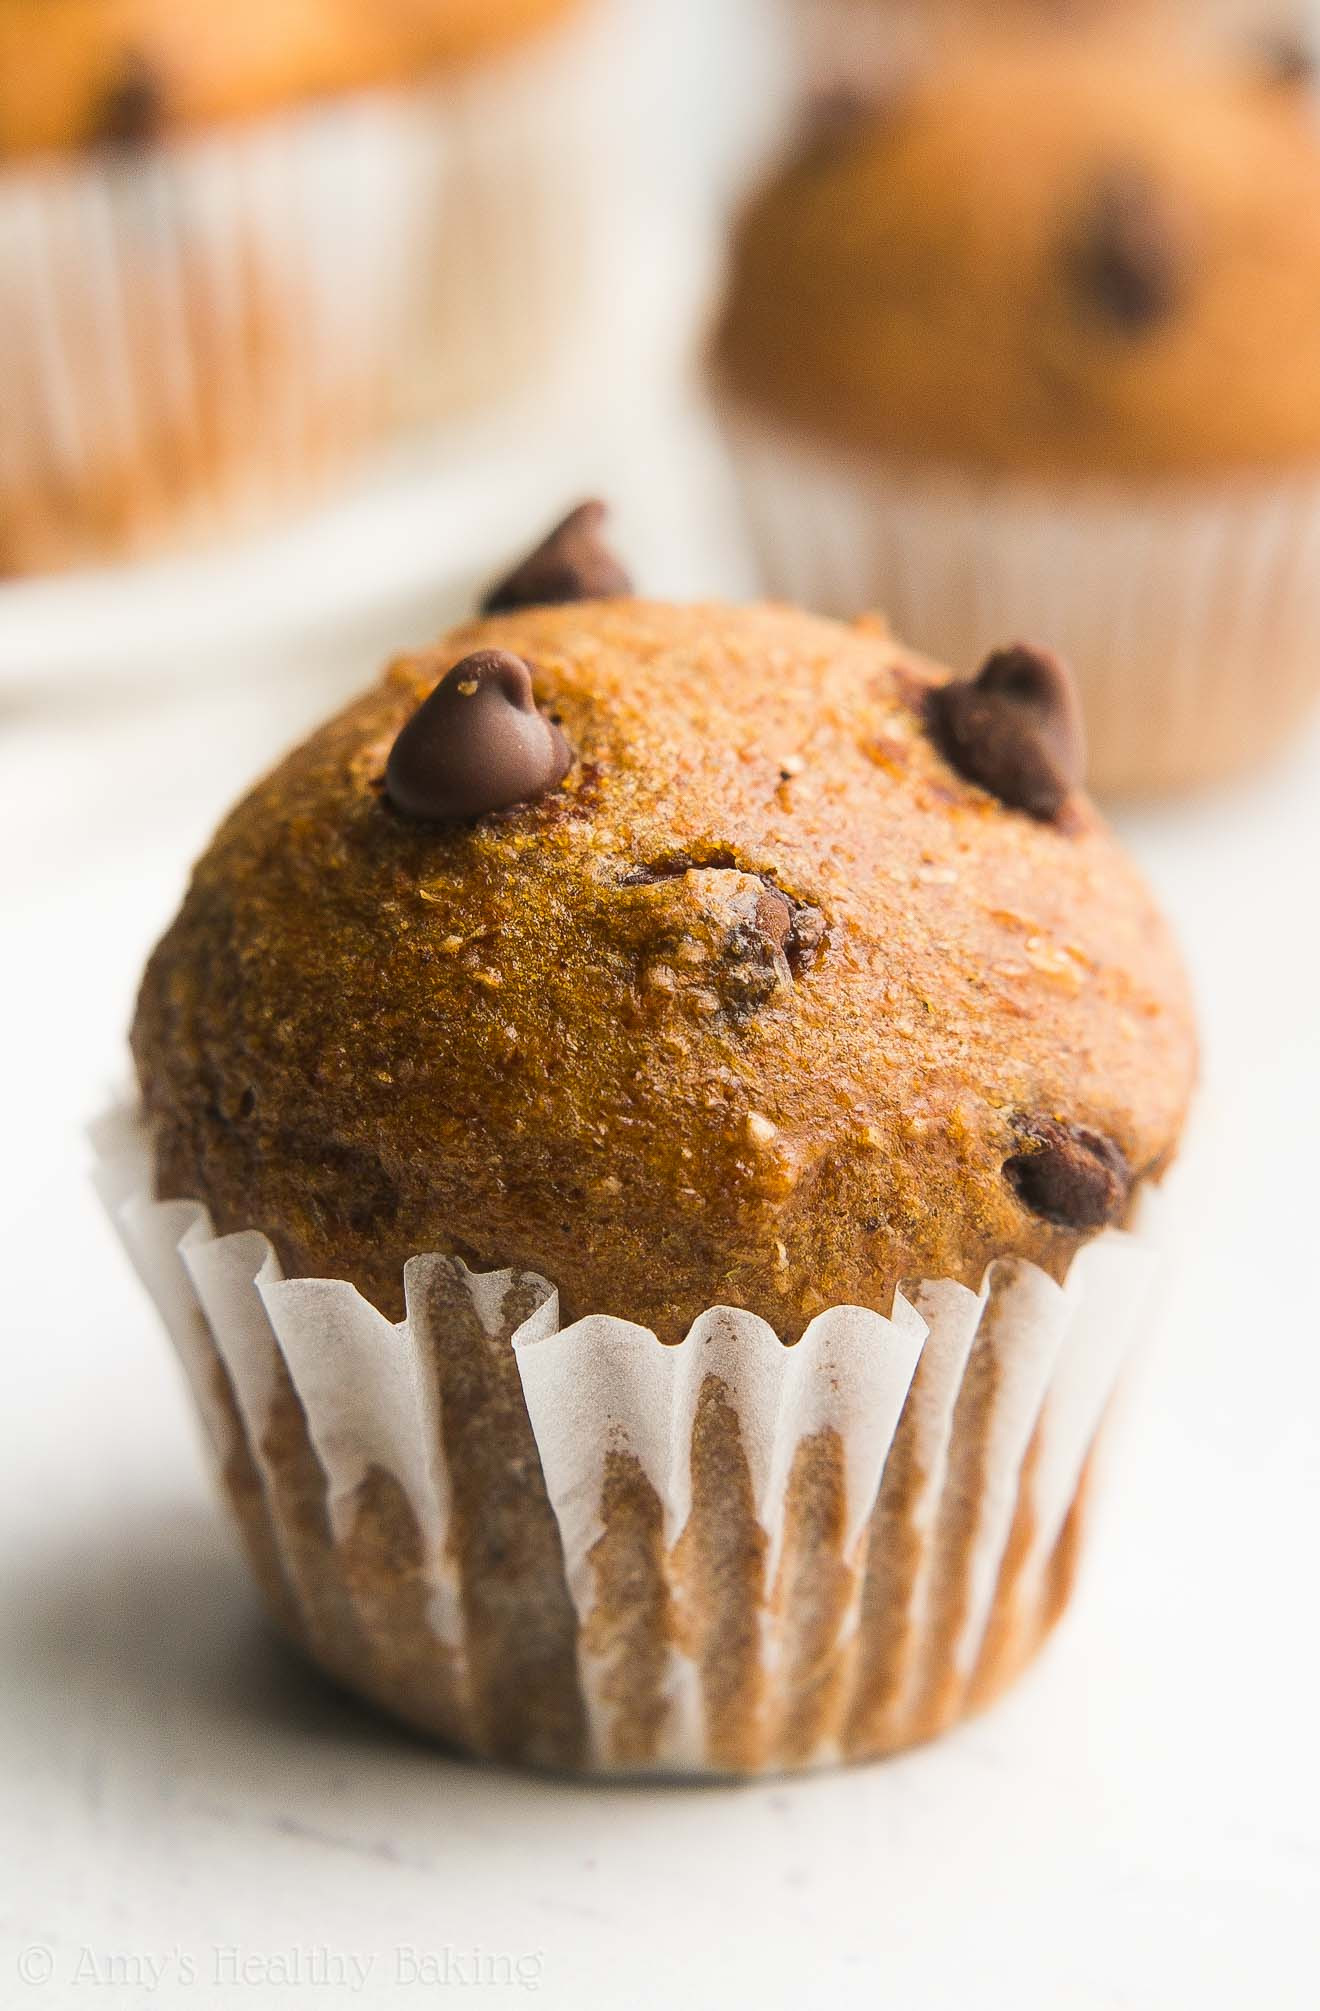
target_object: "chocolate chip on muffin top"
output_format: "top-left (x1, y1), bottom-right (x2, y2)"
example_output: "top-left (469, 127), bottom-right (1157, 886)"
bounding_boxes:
top-left (1065, 169), bottom-right (1187, 335)
top-left (481, 500), bottom-right (633, 615)
top-left (91, 51), bottom-right (166, 149)
top-left (385, 649), bottom-right (573, 823)
top-left (929, 644), bottom-right (1085, 822)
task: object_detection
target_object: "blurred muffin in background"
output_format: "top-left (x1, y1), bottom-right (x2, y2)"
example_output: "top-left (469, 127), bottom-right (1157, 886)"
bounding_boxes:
top-left (0, 0), bottom-right (609, 576)
top-left (714, 38), bottom-right (1320, 797)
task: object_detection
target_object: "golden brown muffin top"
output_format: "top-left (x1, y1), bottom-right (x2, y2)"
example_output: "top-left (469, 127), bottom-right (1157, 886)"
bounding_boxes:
top-left (132, 542), bottom-right (1194, 1343)
top-left (0, 0), bottom-right (576, 159)
top-left (716, 39), bottom-right (1320, 479)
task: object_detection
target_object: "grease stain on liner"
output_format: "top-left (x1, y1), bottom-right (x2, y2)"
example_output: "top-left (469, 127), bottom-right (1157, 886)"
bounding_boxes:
top-left (93, 1104), bottom-right (1161, 1779)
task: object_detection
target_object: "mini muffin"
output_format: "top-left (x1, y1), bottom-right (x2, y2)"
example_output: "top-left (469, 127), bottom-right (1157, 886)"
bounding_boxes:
top-left (715, 40), bottom-right (1320, 795)
top-left (104, 505), bottom-right (1196, 1774)
top-left (0, 0), bottom-right (603, 575)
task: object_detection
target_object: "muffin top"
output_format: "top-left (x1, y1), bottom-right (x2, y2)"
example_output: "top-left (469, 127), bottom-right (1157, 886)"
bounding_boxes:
top-left (0, 0), bottom-right (575, 159)
top-left (132, 510), bottom-right (1195, 1342)
top-left (716, 40), bottom-right (1320, 479)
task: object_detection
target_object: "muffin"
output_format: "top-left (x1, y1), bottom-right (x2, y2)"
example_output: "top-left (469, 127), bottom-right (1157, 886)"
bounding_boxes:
top-left (0, 0), bottom-right (605, 576)
top-left (715, 40), bottom-right (1320, 796)
top-left (100, 503), bottom-right (1196, 1774)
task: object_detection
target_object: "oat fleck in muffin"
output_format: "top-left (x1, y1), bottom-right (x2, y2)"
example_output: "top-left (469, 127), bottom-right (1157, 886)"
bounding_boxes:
top-left (117, 505), bottom-right (1196, 1772)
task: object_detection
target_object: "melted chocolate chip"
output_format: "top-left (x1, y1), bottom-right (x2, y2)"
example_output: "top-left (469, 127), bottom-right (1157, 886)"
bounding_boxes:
top-left (1004, 1119), bottom-right (1131, 1231)
top-left (385, 650), bottom-right (571, 824)
top-left (1066, 171), bottom-right (1185, 335)
top-left (480, 501), bottom-right (633, 616)
top-left (93, 52), bottom-right (165, 149)
top-left (929, 644), bottom-right (1085, 821)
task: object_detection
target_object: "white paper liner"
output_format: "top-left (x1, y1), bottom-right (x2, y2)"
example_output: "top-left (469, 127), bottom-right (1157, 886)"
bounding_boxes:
top-left (723, 411), bottom-right (1320, 797)
top-left (93, 1105), bottom-right (1161, 1777)
top-left (0, 8), bottom-right (609, 574)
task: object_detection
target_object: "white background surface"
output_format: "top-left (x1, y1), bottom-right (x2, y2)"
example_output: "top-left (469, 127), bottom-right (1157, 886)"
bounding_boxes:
top-left (3, 3), bottom-right (1319, 2006)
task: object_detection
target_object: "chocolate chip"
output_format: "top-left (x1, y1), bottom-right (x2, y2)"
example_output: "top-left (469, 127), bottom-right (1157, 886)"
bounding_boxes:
top-left (93, 52), bottom-right (165, 149)
top-left (796, 85), bottom-right (881, 161)
top-left (1066, 171), bottom-right (1185, 334)
top-left (385, 650), bottom-right (571, 824)
top-left (1256, 33), bottom-right (1316, 88)
top-left (480, 501), bottom-right (632, 616)
top-left (1004, 1119), bottom-right (1131, 1231)
top-left (929, 644), bottom-right (1085, 821)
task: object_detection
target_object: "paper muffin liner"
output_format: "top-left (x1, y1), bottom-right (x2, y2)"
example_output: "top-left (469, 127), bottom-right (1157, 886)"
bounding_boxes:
top-left (94, 1104), bottom-right (1162, 1777)
top-left (723, 411), bottom-right (1320, 797)
top-left (0, 8), bottom-right (609, 575)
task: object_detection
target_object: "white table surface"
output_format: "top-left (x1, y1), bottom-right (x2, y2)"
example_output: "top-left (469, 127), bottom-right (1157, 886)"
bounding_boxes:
top-left (6, 439), bottom-right (1320, 2011)
top-left (4, 30), bottom-right (1320, 2005)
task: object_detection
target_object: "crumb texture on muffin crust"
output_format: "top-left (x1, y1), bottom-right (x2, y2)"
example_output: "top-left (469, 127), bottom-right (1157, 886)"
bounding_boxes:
top-left (132, 600), bottom-right (1195, 1342)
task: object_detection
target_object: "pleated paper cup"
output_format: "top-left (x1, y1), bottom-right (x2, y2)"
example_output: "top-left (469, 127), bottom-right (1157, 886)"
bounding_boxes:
top-left (95, 1105), bottom-right (1162, 1778)
top-left (724, 411), bottom-right (1320, 798)
top-left (0, 8), bottom-right (608, 576)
